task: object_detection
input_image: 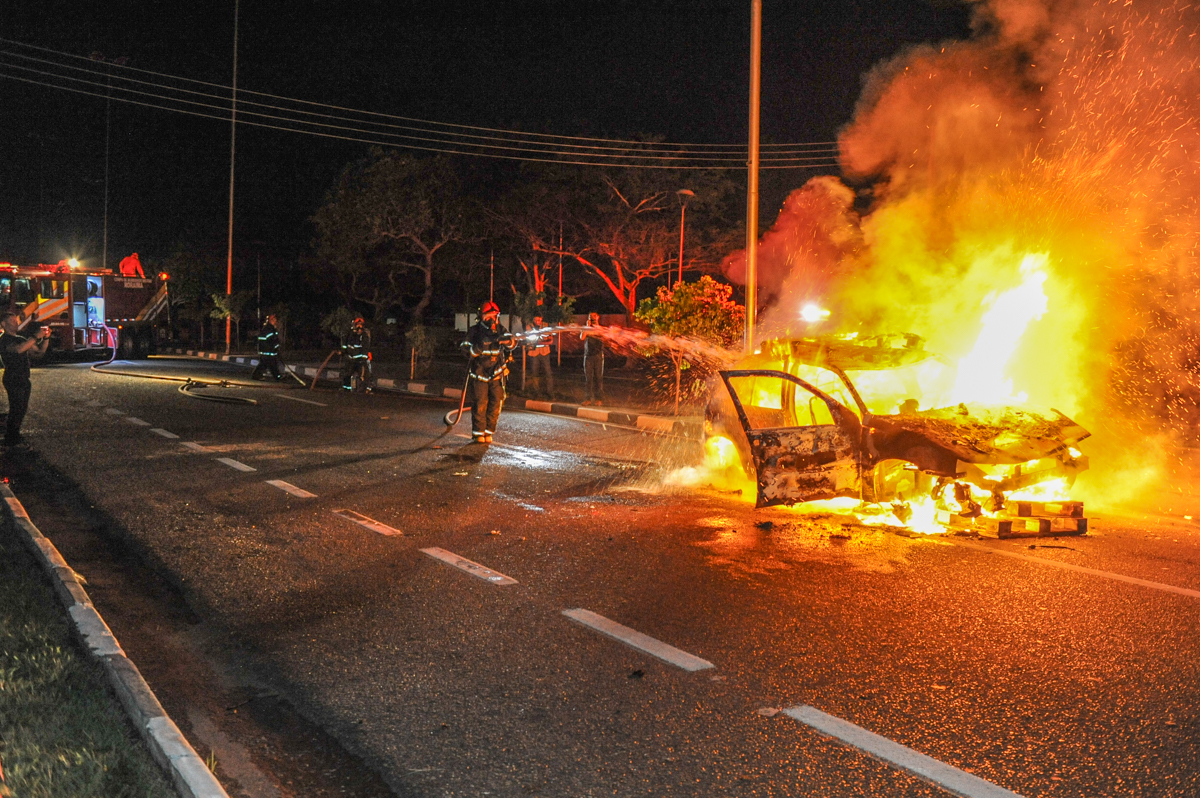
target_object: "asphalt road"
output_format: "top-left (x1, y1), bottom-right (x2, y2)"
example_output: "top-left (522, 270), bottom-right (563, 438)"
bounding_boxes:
top-left (9, 356), bottom-right (1200, 797)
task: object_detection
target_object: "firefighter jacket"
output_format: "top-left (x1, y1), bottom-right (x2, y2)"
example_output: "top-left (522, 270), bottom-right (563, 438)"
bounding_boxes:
top-left (257, 322), bottom-right (280, 356)
top-left (525, 324), bottom-right (552, 357)
top-left (462, 319), bottom-right (513, 381)
top-left (342, 328), bottom-right (371, 363)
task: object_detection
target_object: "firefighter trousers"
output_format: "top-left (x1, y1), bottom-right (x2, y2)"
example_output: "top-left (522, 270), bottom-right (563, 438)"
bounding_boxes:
top-left (253, 355), bottom-right (283, 380)
top-left (470, 375), bottom-right (506, 437)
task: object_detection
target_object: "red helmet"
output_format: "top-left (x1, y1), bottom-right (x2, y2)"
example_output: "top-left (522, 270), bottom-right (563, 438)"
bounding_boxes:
top-left (353, 317), bottom-right (365, 325)
top-left (481, 301), bottom-right (500, 315)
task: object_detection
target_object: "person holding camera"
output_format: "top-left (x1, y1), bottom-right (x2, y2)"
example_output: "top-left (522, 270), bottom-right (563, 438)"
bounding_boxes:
top-left (0, 311), bottom-right (51, 450)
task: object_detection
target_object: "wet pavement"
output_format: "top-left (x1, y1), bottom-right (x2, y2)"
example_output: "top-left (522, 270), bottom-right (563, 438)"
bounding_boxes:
top-left (6, 356), bottom-right (1200, 797)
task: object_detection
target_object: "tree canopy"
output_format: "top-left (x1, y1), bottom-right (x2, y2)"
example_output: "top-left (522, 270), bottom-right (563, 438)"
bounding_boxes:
top-left (311, 150), bottom-right (476, 325)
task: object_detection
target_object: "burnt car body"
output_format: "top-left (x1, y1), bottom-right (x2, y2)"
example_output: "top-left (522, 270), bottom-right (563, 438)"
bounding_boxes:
top-left (711, 334), bottom-right (1090, 509)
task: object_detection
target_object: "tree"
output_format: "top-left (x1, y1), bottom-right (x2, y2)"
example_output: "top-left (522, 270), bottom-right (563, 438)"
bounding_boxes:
top-left (210, 290), bottom-right (254, 348)
top-left (499, 162), bottom-right (742, 324)
top-left (635, 276), bottom-right (745, 414)
top-left (311, 150), bottom-right (474, 326)
top-left (160, 245), bottom-right (224, 346)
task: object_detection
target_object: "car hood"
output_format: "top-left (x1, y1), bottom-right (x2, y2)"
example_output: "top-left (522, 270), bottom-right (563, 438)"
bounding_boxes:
top-left (871, 403), bottom-right (1090, 464)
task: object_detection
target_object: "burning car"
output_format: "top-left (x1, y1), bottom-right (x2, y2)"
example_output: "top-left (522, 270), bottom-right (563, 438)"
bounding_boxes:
top-left (708, 333), bottom-right (1089, 525)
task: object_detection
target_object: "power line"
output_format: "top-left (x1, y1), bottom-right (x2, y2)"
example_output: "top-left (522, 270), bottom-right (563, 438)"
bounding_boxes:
top-left (0, 63), bottom-right (842, 169)
top-left (0, 37), bottom-right (844, 161)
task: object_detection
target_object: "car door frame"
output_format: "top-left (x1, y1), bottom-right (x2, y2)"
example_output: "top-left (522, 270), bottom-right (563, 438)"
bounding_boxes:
top-left (718, 369), bottom-right (866, 508)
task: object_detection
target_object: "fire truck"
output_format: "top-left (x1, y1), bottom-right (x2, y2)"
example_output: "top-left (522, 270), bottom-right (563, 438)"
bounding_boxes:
top-left (0, 261), bottom-right (169, 359)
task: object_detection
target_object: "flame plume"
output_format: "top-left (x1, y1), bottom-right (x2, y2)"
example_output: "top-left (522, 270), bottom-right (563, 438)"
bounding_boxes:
top-left (723, 0), bottom-right (1200, 512)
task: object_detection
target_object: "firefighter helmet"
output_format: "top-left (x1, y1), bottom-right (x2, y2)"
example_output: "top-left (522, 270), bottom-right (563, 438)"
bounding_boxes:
top-left (481, 301), bottom-right (500, 315)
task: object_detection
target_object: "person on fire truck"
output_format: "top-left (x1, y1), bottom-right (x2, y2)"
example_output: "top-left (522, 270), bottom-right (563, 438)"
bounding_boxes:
top-left (0, 311), bottom-right (51, 450)
top-left (524, 313), bottom-right (554, 400)
top-left (341, 317), bottom-right (372, 392)
top-left (461, 301), bottom-right (514, 443)
top-left (252, 314), bottom-right (284, 380)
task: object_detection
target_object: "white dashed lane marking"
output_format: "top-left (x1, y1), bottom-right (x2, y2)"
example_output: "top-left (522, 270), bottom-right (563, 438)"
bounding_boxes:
top-left (333, 509), bottom-right (401, 536)
top-left (181, 442), bottom-right (212, 453)
top-left (216, 457), bottom-right (257, 472)
top-left (149, 428), bottom-right (179, 439)
top-left (955, 540), bottom-right (1200, 600)
top-left (266, 480), bottom-right (316, 498)
top-left (420, 547), bottom-right (518, 585)
top-left (784, 705), bottom-right (1024, 798)
top-left (124, 417), bottom-right (151, 426)
top-left (562, 608), bottom-right (714, 672)
top-left (104, 408), bottom-right (124, 416)
top-left (276, 394), bottom-right (327, 407)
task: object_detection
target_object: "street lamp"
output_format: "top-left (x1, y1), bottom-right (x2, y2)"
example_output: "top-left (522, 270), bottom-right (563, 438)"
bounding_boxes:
top-left (676, 189), bottom-right (694, 286)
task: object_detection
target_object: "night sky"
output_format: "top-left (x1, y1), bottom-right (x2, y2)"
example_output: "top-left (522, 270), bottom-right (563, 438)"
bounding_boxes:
top-left (1, 0), bottom-right (972, 280)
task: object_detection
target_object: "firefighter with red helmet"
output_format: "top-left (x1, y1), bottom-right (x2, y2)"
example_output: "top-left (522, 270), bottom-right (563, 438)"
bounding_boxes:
top-left (461, 301), bottom-right (513, 443)
top-left (341, 317), bottom-right (372, 392)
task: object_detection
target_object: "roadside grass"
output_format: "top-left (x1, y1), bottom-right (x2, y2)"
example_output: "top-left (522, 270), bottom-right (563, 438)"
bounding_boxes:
top-left (0, 521), bottom-right (175, 797)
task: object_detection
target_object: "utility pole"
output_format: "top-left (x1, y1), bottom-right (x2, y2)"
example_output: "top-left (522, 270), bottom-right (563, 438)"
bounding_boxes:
top-left (557, 222), bottom-right (563, 366)
top-left (744, 0), bottom-right (762, 354)
top-left (676, 189), bottom-right (694, 286)
top-left (225, 0), bottom-right (240, 354)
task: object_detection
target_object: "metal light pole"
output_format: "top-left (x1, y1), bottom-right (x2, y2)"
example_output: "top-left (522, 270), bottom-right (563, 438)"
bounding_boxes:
top-left (676, 189), bottom-right (694, 286)
top-left (225, 0), bottom-right (240, 354)
top-left (744, 0), bottom-right (762, 354)
top-left (90, 53), bottom-right (127, 271)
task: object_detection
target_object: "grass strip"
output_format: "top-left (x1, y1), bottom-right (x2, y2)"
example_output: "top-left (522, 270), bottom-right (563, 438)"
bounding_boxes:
top-left (0, 520), bottom-right (174, 797)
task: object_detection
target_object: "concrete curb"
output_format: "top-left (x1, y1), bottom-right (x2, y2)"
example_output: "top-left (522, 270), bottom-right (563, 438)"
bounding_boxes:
top-left (0, 485), bottom-right (229, 798)
top-left (163, 348), bottom-right (705, 440)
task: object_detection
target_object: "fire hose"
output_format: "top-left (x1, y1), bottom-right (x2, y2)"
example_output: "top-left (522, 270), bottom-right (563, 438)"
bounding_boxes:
top-left (90, 326), bottom-right (260, 404)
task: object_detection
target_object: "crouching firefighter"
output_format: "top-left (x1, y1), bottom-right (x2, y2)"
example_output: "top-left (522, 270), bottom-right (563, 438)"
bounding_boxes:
top-left (461, 302), bottom-right (514, 444)
top-left (341, 317), bottom-right (372, 392)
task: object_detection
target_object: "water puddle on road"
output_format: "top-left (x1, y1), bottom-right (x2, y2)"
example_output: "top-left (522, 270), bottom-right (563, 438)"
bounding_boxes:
top-left (692, 515), bottom-right (940, 577)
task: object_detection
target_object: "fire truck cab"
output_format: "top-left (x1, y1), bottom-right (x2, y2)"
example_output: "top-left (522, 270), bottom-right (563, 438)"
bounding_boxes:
top-left (0, 261), bottom-right (169, 359)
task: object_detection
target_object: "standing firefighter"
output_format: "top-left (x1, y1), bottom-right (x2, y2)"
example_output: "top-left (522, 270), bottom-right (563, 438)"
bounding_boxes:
top-left (341, 317), bottom-right (372, 392)
top-left (524, 314), bottom-right (554, 399)
top-left (252, 314), bottom-right (283, 380)
top-left (461, 302), bottom-right (513, 443)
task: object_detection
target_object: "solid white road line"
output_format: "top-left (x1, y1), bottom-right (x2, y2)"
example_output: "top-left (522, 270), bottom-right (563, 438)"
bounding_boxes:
top-left (276, 394), bottom-right (327, 407)
top-left (180, 442), bottom-right (212, 453)
top-left (332, 509), bottom-right (402, 536)
top-left (784, 705), bottom-right (1024, 798)
top-left (955, 540), bottom-right (1200, 600)
top-left (149, 428), bottom-right (180, 439)
top-left (265, 479), bottom-right (316, 498)
top-left (216, 457), bottom-right (257, 472)
top-left (124, 416), bottom-right (151, 426)
top-left (562, 608), bottom-right (714, 672)
top-left (420, 547), bottom-right (518, 585)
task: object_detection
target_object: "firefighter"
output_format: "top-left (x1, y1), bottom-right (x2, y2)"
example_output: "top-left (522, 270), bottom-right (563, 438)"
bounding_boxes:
top-left (0, 310), bottom-right (50, 450)
top-left (461, 301), bottom-right (513, 443)
top-left (581, 312), bottom-right (605, 406)
top-left (524, 314), bottom-right (554, 399)
top-left (252, 314), bottom-right (284, 380)
top-left (341, 317), bottom-right (372, 392)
